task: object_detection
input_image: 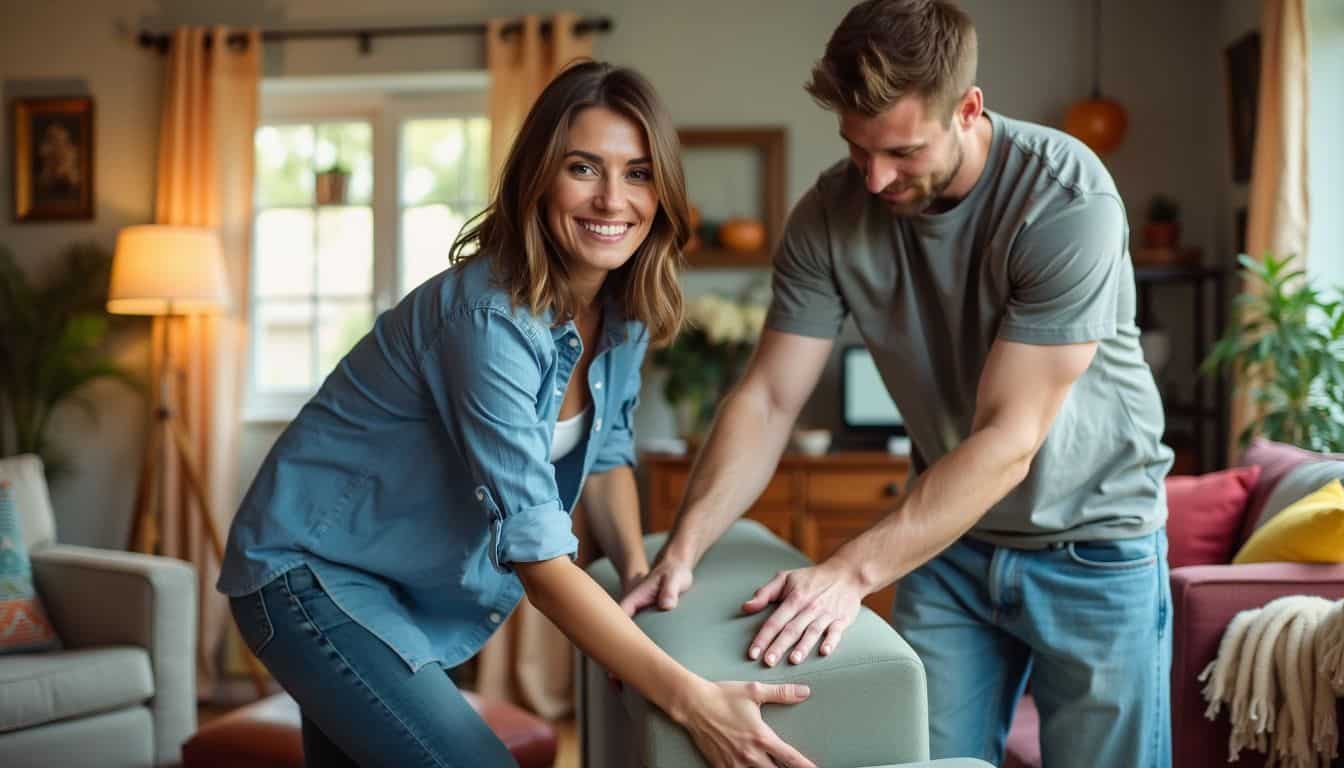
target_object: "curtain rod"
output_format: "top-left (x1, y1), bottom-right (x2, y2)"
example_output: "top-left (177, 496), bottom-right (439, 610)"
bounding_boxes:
top-left (136, 17), bottom-right (613, 55)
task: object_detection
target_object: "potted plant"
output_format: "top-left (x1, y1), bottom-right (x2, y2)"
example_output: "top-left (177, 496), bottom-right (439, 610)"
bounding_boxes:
top-left (1201, 253), bottom-right (1344, 452)
top-left (652, 294), bottom-right (766, 443)
top-left (315, 161), bottom-right (351, 206)
top-left (1143, 195), bottom-right (1182, 249)
top-left (0, 242), bottom-right (140, 475)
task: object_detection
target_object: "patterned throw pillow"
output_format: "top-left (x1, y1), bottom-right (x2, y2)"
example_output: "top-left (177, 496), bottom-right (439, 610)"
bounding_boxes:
top-left (0, 482), bottom-right (61, 653)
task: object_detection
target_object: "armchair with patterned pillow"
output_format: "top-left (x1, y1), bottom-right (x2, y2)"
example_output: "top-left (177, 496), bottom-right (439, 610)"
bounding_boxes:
top-left (0, 454), bottom-right (197, 768)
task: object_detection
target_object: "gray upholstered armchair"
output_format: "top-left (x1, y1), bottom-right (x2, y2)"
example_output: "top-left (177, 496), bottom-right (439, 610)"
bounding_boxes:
top-left (0, 454), bottom-right (197, 767)
top-left (580, 520), bottom-right (993, 768)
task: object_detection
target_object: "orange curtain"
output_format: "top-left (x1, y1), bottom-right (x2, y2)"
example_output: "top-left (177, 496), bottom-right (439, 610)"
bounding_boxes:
top-left (477, 13), bottom-right (594, 718)
top-left (486, 12), bottom-right (593, 187)
top-left (1230, 0), bottom-right (1311, 455)
top-left (153, 26), bottom-right (259, 697)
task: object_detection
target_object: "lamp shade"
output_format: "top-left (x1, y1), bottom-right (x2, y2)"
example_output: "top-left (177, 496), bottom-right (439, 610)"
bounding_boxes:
top-left (107, 225), bottom-right (230, 315)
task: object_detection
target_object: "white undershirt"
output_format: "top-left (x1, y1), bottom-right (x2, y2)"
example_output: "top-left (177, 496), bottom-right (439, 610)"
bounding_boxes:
top-left (551, 406), bottom-right (591, 461)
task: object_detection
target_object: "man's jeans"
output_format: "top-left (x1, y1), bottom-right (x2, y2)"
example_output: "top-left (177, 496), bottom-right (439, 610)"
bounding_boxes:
top-left (892, 530), bottom-right (1172, 768)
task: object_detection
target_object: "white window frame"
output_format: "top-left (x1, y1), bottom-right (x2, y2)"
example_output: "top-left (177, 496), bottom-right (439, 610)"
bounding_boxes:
top-left (245, 72), bottom-right (489, 422)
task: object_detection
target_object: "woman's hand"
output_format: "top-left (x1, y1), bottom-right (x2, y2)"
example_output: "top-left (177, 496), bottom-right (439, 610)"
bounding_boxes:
top-left (680, 679), bottom-right (817, 768)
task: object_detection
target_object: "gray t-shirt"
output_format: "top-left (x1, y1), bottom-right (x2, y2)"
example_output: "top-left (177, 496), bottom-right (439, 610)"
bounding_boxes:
top-left (767, 110), bottom-right (1173, 545)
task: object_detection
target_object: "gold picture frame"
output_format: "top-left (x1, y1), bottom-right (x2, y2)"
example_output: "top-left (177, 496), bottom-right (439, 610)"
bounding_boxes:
top-left (12, 97), bottom-right (95, 222)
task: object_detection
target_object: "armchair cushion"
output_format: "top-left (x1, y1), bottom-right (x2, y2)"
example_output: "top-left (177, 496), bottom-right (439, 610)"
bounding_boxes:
top-left (0, 646), bottom-right (152, 732)
top-left (584, 521), bottom-right (930, 768)
top-left (0, 483), bottom-right (60, 654)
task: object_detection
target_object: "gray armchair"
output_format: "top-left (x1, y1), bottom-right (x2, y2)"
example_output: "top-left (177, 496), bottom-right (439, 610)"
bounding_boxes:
top-left (580, 520), bottom-right (993, 768)
top-left (0, 454), bottom-right (197, 767)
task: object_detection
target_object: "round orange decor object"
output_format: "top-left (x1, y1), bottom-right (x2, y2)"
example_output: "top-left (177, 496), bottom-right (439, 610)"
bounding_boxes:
top-left (718, 218), bottom-right (766, 252)
top-left (1064, 98), bottom-right (1128, 155)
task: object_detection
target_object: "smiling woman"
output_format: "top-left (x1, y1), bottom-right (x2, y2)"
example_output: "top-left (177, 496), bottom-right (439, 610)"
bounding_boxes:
top-left (451, 61), bottom-right (690, 347)
top-left (220, 60), bottom-right (817, 768)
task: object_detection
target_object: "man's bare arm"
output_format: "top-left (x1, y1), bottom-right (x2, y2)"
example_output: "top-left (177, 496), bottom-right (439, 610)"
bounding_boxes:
top-left (619, 329), bottom-right (832, 614)
top-left (742, 338), bottom-right (1098, 665)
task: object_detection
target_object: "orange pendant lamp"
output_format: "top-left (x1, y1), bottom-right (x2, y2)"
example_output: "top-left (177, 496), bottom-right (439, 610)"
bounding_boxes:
top-left (1065, 0), bottom-right (1127, 154)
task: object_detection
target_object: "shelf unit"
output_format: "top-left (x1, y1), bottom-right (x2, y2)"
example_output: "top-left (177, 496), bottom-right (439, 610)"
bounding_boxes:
top-left (1135, 263), bottom-right (1231, 473)
top-left (677, 126), bottom-right (787, 269)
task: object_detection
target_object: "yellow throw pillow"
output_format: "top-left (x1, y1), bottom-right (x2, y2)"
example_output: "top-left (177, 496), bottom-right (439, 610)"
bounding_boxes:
top-left (1233, 479), bottom-right (1344, 564)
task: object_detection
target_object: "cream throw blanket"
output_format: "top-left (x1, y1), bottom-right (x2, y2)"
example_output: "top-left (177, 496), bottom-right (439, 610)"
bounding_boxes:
top-left (1200, 596), bottom-right (1344, 766)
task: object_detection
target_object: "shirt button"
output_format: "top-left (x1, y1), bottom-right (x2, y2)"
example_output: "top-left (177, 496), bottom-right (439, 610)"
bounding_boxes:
top-left (593, 418), bottom-right (603, 431)
top-left (554, 387), bottom-right (563, 397)
top-left (568, 337), bottom-right (579, 348)
top-left (594, 381), bottom-right (603, 390)
top-left (475, 489), bottom-right (485, 501)
top-left (488, 612), bottom-right (503, 624)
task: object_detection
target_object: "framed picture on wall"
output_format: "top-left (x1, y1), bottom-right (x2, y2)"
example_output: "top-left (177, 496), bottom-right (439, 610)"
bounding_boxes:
top-left (1223, 32), bottom-right (1260, 184)
top-left (11, 97), bottom-right (95, 222)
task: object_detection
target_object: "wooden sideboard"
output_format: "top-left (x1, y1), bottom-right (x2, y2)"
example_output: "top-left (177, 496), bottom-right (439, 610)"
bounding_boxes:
top-left (641, 451), bottom-right (911, 621)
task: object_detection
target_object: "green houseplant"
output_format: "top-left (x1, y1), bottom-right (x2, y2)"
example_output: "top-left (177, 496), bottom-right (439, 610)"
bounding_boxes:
top-left (0, 242), bottom-right (139, 474)
top-left (1202, 253), bottom-right (1344, 452)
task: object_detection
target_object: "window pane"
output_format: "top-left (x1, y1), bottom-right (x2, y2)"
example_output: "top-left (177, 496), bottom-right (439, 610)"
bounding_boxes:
top-left (401, 204), bottom-right (466, 296)
top-left (465, 117), bottom-right (490, 204)
top-left (255, 300), bottom-right (314, 391)
top-left (318, 299), bottom-right (373, 374)
top-left (316, 122), bottom-right (373, 205)
top-left (255, 209), bottom-right (315, 297)
top-left (317, 207), bottom-right (373, 296)
top-left (255, 125), bottom-right (315, 207)
top-left (402, 119), bottom-right (466, 206)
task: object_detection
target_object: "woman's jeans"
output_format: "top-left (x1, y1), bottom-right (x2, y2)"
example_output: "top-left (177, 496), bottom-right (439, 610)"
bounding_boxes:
top-left (230, 565), bottom-right (518, 768)
top-left (892, 530), bottom-right (1172, 768)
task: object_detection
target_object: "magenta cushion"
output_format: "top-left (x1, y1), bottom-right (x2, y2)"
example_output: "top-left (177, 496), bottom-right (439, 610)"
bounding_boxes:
top-left (1164, 466), bottom-right (1262, 569)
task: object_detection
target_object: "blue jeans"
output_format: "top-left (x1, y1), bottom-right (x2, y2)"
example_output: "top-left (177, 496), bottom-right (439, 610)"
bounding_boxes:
top-left (892, 531), bottom-right (1171, 768)
top-left (230, 565), bottom-right (518, 768)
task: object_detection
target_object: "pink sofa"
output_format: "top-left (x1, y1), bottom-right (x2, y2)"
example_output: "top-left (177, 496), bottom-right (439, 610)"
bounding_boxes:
top-left (1004, 439), bottom-right (1344, 768)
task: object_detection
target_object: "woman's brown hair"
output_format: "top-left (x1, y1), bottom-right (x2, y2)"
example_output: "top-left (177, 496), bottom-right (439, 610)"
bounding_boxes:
top-left (451, 61), bottom-right (688, 347)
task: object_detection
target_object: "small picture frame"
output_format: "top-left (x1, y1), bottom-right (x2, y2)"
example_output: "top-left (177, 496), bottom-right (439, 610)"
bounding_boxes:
top-left (1223, 32), bottom-right (1260, 185)
top-left (11, 97), bottom-right (95, 222)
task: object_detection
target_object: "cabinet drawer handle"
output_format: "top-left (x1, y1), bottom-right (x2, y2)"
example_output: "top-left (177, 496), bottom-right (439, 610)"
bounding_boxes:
top-left (883, 481), bottom-right (902, 497)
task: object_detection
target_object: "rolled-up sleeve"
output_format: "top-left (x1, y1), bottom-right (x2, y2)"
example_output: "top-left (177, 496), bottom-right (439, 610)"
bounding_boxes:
top-left (423, 307), bottom-right (578, 573)
top-left (590, 329), bottom-right (648, 474)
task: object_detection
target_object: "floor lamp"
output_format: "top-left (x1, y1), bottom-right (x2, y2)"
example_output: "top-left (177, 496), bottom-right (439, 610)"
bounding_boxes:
top-left (108, 225), bottom-right (268, 699)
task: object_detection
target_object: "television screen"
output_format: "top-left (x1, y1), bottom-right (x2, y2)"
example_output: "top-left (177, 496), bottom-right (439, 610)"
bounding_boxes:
top-left (842, 346), bottom-right (903, 429)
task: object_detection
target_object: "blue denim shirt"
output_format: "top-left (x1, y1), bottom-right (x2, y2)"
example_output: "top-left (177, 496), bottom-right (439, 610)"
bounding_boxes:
top-left (218, 254), bottom-right (647, 672)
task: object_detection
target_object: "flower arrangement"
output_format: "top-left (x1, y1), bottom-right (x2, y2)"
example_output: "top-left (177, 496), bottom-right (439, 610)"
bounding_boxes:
top-left (652, 294), bottom-right (767, 437)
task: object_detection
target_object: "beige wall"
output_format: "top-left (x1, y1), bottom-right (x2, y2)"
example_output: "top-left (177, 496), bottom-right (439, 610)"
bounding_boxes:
top-left (3, 0), bottom-right (1233, 547)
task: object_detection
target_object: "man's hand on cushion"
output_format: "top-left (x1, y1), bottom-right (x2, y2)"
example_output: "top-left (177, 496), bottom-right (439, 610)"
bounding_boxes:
top-left (742, 562), bottom-right (864, 666)
top-left (619, 555), bottom-right (694, 616)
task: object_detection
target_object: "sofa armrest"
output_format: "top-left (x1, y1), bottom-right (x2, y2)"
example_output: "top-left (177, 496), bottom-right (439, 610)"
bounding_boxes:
top-left (29, 543), bottom-right (198, 766)
top-left (1169, 562), bottom-right (1344, 767)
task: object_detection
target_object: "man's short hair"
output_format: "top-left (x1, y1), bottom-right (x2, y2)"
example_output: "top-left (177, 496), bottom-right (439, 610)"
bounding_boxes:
top-left (806, 0), bottom-right (978, 121)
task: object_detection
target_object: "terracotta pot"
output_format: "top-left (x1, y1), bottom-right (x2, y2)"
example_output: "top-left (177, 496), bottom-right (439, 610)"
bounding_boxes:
top-left (1143, 221), bottom-right (1181, 248)
top-left (315, 171), bottom-right (350, 206)
top-left (718, 218), bottom-right (766, 252)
